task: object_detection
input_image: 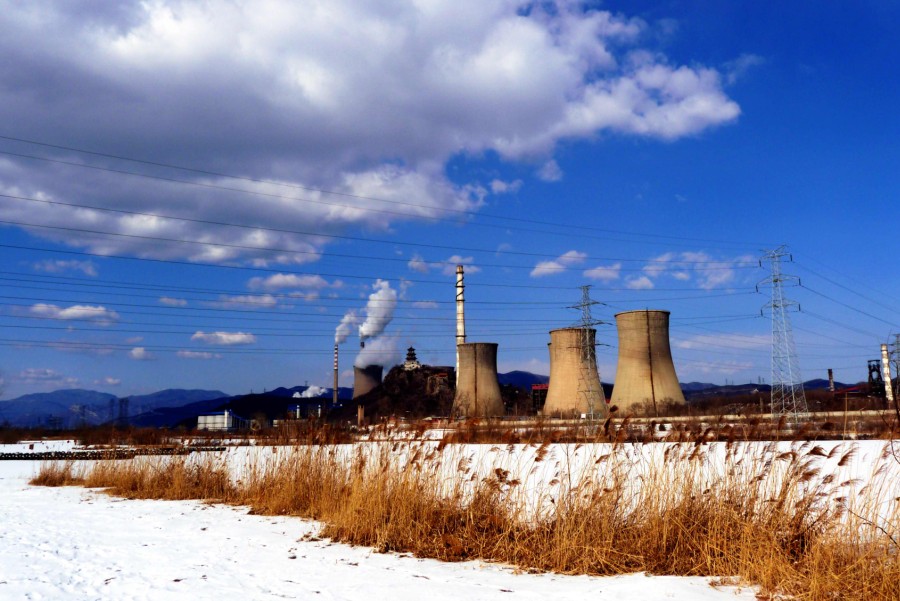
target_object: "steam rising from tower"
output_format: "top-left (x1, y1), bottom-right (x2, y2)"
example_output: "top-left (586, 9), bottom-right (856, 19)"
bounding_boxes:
top-left (610, 310), bottom-right (685, 415)
top-left (359, 279), bottom-right (397, 345)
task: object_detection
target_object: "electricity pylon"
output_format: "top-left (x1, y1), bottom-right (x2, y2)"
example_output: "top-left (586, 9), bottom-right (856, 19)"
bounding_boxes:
top-left (569, 285), bottom-right (606, 420)
top-left (759, 246), bottom-right (808, 418)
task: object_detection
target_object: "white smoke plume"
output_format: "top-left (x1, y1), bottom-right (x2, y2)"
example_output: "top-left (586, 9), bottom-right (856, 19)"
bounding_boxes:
top-left (358, 280), bottom-right (398, 343)
top-left (335, 310), bottom-right (359, 344)
top-left (300, 385), bottom-right (327, 398)
top-left (354, 335), bottom-right (402, 369)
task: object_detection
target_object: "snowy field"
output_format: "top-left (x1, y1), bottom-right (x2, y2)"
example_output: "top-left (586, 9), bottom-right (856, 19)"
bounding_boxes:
top-left (0, 454), bottom-right (757, 601)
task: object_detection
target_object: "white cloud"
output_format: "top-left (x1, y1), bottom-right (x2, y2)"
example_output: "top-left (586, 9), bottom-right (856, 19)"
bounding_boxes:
top-left (407, 254), bottom-right (430, 274)
top-left (536, 159), bottom-right (563, 182)
top-left (583, 262), bottom-right (621, 282)
top-left (159, 296), bottom-right (187, 307)
top-left (129, 347), bottom-right (153, 360)
top-left (30, 303), bottom-right (119, 324)
top-left (490, 179), bottom-right (522, 194)
top-left (33, 259), bottom-right (97, 277)
top-left (442, 255), bottom-right (480, 276)
top-left (408, 254), bottom-right (481, 275)
top-left (191, 331), bottom-right (257, 346)
top-left (530, 250), bottom-right (586, 277)
top-left (0, 1), bottom-right (739, 265)
top-left (211, 294), bottom-right (278, 309)
top-left (95, 376), bottom-right (121, 386)
top-left (412, 300), bottom-right (439, 309)
top-left (247, 273), bottom-right (341, 291)
top-left (641, 251), bottom-right (755, 290)
top-left (625, 275), bottom-right (654, 290)
top-left (18, 368), bottom-right (79, 386)
top-left (675, 333), bottom-right (768, 351)
top-left (177, 350), bottom-right (222, 359)
top-left (724, 53), bottom-right (765, 85)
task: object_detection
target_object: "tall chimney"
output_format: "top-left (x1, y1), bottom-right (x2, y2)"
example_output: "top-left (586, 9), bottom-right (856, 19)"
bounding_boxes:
top-left (333, 343), bottom-right (339, 406)
top-left (455, 264), bottom-right (465, 387)
top-left (881, 344), bottom-right (894, 403)
top-left (827, 368), bottom-right (835, 393)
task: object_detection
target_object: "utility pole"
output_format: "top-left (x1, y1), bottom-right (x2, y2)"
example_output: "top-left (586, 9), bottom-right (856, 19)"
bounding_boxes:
top-left (568, 285), bottom-right (606, 420)
top-left (759, 246), bottom-right (808, 419)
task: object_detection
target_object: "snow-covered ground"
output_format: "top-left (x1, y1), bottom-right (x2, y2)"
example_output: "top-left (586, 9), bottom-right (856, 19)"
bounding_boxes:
top-left (0, 457), bottom-right (756, 601)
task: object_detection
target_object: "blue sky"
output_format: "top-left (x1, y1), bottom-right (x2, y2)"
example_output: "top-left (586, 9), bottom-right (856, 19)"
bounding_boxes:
top-left (1, 1), bottom-right (898, 399)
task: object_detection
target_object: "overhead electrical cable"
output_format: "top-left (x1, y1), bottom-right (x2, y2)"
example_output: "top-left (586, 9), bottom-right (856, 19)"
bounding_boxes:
top-left (0, 134), bottom-right (771, 247)
top-left (0, 197), bottom-right (762, 270)
top-left (0, 243), bottom-right (763, 295)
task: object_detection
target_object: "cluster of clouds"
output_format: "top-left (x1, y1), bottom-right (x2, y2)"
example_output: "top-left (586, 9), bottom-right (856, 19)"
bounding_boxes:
top-left (408, 254), bottom-right (480, 276)
top-left (528, 249), bottom-right (755, 290)
top-left (1, 0), bottom-right (741, 266)
top-left (30, 303), bottom-right (119, 324)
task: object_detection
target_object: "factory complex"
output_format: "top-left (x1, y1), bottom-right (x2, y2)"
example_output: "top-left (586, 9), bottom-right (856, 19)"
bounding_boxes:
top-left (341, 265), bottom-right (687, 420)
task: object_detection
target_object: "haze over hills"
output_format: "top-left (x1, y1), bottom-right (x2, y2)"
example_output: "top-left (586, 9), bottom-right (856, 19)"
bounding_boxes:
top-left (0, 389), bottom-right (228, 428)
top-left (0, 373), bottom-right (862, 430)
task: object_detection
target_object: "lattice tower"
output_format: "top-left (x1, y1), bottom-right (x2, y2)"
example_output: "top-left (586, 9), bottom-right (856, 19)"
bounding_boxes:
top-left (568, 285), bottom-right (606, 419)
top-left (760, 246), bottom-right (808, 418)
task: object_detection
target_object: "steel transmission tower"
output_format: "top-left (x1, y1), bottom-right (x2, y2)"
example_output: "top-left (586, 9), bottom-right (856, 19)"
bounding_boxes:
top-left (759, 246), bottom-right (808, 418)
top-left (569, 285), bottom-right (606, 419)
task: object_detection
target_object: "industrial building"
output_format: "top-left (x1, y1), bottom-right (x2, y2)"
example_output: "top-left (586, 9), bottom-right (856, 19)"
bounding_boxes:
top-left (610, 309), bottom-right (685, 415)
top-left (543, 327), bottom-right (606, 418)
top-left (452, 342), bottom-right (503, 417)
top-left (353, 364), bottom-right (383, 399)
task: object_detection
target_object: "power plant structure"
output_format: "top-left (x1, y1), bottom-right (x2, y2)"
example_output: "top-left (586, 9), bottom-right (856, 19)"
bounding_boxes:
top-left (452, 342), bottom-right (503, 417)
top-left (543, 327), bottom-right (606, 418)
top-left (610, 309), bottom-right (685, 415)
top-left (333, 343), bottom-right (339, 406)
top-left (353, 364), bottom-right (383, 399)
top-left (456, 264), bottom-right (466, 388)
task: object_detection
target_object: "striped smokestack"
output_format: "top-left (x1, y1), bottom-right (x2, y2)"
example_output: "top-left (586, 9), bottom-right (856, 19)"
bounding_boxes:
top-left (456, 264), bottom-right (465, 387)
top-left (333, 343), bottom-right (339, 406)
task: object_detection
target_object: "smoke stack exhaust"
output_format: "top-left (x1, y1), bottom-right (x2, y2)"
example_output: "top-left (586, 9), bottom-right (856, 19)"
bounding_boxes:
top-left (456, 265), bottom-right (465, 388)
top-left (333, 343), bottom-right (339, 406)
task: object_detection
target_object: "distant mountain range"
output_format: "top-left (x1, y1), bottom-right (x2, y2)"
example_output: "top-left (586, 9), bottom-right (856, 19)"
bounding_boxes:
top-left (0, 389), bottom-right (228, 428)
top-left (0, 374), bottom-right (856, 429)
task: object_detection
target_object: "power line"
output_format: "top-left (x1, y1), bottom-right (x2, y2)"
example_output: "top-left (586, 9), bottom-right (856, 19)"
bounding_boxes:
top-left (0, 242), bottom-right (763, 294)
top-left (0, 195), bottom-right (764, 269)
top-left (0, 134), bottom-right (770, 248)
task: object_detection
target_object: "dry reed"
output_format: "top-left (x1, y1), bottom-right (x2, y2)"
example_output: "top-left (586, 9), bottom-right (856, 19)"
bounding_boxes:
top-left (33, 438), bottom-right (900, 601)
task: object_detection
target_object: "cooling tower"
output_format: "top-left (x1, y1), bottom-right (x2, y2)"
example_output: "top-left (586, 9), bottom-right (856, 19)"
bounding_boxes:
top-left (543, 327), bottom-right (606, 418)
top-left (353, 364), bottom-right (383, 399)
top-left (452, 342), bottom-right (503, 417)
top-left (611, 310), bottom-right (685, 415)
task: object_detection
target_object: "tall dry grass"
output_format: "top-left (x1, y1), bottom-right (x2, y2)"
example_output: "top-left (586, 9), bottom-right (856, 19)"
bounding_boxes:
top-left (33, 439), bottom-right (900, 600)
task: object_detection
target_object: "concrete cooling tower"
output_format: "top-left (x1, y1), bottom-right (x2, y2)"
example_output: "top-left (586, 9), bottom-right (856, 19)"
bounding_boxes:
top-left (353, 364), bottom-right (383, 399)
top-left (611, 310), bottom-right (685, 415)
top-left (452, 342), bottom-right (503, 418)
top-left (543, 327), bottom-right (606, 418)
